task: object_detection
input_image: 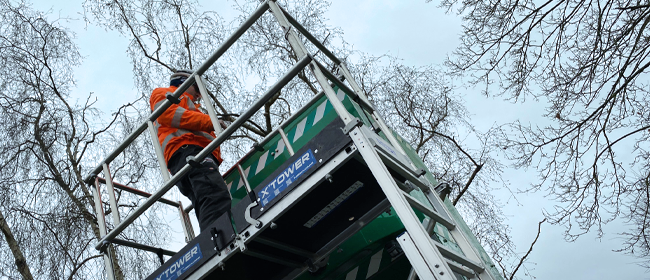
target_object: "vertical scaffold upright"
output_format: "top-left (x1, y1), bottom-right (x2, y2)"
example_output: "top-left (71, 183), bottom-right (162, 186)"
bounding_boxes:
top-left (86, 1), bottom-right (504, 280)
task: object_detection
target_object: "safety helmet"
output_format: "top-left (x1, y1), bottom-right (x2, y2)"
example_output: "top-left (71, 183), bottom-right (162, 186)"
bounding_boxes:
top-left (170, 69), bottom-right (193, 87)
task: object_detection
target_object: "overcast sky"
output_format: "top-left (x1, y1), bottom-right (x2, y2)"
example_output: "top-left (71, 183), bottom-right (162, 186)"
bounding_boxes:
top-left (28, 0), bottom-right (648, 279)
top-left (328, 2), bottom-right (648, 280)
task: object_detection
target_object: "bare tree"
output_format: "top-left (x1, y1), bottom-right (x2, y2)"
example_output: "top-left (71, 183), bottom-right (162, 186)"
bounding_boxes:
top-left (82, 0), bottom-right (353, 160)
top-left (82, 0), bottom-right (539, 278)
top-left (439, 0), bottom-right (650, 267)
top-left (0, 1), bottom-right (169, 279)
top-left (348, 54), bottom-right (533, 277)
top-left (0, 209), bottom-right (33, 280)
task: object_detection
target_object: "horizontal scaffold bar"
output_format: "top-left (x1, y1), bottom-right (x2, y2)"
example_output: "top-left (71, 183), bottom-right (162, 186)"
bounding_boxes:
top-left (95, 54), bottom-right (313, 250)
top-left (96, 177), bottom-right (180, 208)
top-left (84, 0), bottom-right (271, 184)
top-left (111, 238), bottom-right (177, 257)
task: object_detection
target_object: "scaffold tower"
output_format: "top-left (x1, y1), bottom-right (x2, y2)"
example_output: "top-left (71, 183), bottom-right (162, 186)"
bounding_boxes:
top-left (86, 1), bottom-right (505, 279)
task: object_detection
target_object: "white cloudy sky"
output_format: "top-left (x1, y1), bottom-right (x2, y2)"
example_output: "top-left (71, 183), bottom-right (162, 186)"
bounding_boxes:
top-left (28, 0), bottom-right (648, 279)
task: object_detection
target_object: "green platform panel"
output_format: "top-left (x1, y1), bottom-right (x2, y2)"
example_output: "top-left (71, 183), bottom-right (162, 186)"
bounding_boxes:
top-left (220, 83), bottom-right (501, 280)
top-left (224, 87), bottom-right (376, 206)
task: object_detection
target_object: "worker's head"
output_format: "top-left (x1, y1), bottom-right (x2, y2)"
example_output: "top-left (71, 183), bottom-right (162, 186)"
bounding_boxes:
top-left (170, 69), bottom-right (192, 87)
top-left (170, 69), bottom-right (200, 99)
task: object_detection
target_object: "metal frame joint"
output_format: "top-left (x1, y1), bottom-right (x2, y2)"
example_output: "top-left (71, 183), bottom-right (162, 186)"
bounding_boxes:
top-left (252, 142), bottom-right (264, 152)
top-left (85, 173), bottom-right (98, 185)
top-left (342, 118), bottom-right (363, 135)
top-left (165, 92), bottom-right (181, 104)
top-left (402, 180), bottom-right (417, 193)
top-left (156, 248), bottom-right (165, 265)
top-left (185, 156), bottom-right (202, 168)
top-left (434, 182), bottom-right (452, 200)
top-left (98, 241), bottom-right (110, 254)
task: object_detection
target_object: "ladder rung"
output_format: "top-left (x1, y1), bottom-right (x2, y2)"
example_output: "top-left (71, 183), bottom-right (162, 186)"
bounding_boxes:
top-left (372, 141), bottom-right (429, 191)
top-left (401, 190), bottom-right (456, 230)
top-left (434, 241), bottom-right (484, 274)
top-left (446, 260), bottom-right (476, 279)
top-left (372, 138), bottom-right (418, 175)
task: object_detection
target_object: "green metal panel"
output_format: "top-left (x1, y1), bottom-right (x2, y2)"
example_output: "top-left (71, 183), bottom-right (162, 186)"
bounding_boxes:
top-left (224, 91), bottom-right (337, 205)
top-left (295, 208), bottom-right (412, 280)
top-left (224, 87), bottom-right (375, 205)
top-left (222, 85), bottom-right (501, 280)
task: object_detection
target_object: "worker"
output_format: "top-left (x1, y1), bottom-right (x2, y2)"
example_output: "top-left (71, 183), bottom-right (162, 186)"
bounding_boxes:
top-left (149, 69), bottom-right (231, 232)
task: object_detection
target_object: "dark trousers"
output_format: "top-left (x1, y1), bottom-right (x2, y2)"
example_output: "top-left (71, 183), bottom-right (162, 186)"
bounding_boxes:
top-left (168, 145), bottom-right (231, 232)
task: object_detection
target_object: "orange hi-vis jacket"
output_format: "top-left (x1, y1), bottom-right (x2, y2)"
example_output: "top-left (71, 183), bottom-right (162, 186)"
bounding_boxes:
top-left (150, 86), bottom-right (222, 164)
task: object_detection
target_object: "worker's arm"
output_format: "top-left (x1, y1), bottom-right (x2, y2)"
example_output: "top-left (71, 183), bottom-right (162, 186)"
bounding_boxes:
top-left (150, 89), bottom-right (213, 132)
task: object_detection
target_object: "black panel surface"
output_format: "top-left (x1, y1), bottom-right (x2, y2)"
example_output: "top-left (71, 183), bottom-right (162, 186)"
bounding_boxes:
top-left (148, 118), bottom-right (413, 280)
top-left (256, 157), bottom-right (387, 252)
top-left (145, 211), bottom-right (234, 280)
top-left (233, 118), bottom-right (351, 232)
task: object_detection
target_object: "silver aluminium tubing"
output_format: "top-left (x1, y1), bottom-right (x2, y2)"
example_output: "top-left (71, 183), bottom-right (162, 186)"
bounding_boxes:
top-left (84, 0), bottom-right (271, 184)
top-left (147, 120), bottom-right (171, 182)
top-left (195, 76), bottom-right (223, 135)
top-left (95, 54), bottom-right (313, 250)
top-left (102, 163), bottom-right (121, 224)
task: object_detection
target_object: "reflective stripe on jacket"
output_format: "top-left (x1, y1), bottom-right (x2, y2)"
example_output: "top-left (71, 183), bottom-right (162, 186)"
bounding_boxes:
top-left (150, 86), bottom-right (222, 164)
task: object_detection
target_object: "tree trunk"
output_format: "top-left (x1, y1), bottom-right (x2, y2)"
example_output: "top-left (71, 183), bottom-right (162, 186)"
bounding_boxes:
top-left (0, 209), bottom-right (34, 280)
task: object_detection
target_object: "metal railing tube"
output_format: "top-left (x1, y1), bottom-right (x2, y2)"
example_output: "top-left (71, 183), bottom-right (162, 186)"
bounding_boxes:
top-left (95, 164), bottom-right (193, 250)
top-left (147, 120), bottom-right (172, 182)
top-left (278, 6), bottom-right (341, 65)
top-left (111, 238), bottom-right (177, 256)
top-left (184, 204), bottom-right (194, 214)
top-left (278, 129), bottom-right (295, 156)
top-left (94, 54), bottom-right (312, 250)
top-left (96, 177), bottom-right (180, 207)
top-left (312, 60), bottom-right (375, 113)
top-left (102, 163), bottom-right (121, 224)
top-left (195, 76), bottom-right (223, 134)
top-left (185, 55), bottom-right (313, 167)
top-left (84, 1), bottom-right (270, 184)
top-left (193, 1), bottom-right (270, 76)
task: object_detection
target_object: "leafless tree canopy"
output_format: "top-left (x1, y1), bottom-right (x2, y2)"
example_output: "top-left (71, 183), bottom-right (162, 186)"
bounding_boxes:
top-left (82, 0), bottom-right (526, 277)
top-left (440, 0), bottom-right (650, 266)
top-left (348, 54), bottom-right (526, 276)
top-left (0, 0), bottom-right (547, 278)
top-left (0, 0), bottom-right (171, 279)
